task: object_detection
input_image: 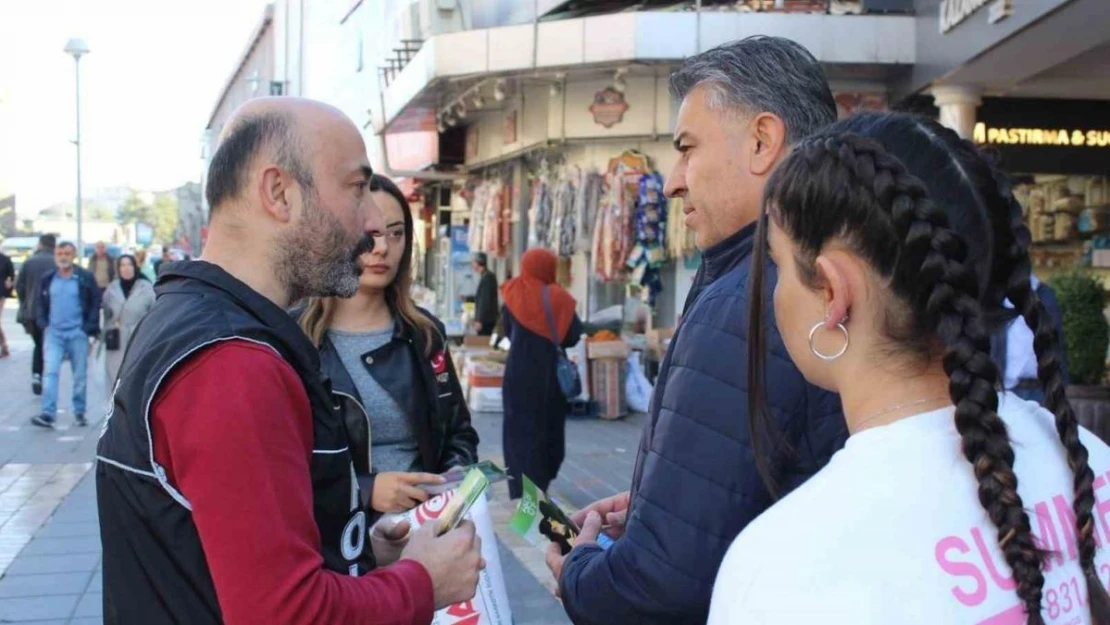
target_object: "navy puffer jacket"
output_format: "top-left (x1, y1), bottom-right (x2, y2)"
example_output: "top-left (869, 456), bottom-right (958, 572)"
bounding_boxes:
top-left (559, 224), bottom-right (848, 625)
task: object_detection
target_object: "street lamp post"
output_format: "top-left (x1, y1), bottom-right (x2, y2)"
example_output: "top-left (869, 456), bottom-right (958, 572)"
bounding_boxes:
top-left (64, 38), bottom-right (89, 260)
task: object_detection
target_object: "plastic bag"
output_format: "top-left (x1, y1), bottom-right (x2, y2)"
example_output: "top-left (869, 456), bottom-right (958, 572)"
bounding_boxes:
top-left (625, 351), bottom-right (653, 413)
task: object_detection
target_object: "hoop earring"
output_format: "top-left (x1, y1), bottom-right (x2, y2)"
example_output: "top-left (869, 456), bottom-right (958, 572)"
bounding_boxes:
top-left (809, 318), bottom-right (849, 361)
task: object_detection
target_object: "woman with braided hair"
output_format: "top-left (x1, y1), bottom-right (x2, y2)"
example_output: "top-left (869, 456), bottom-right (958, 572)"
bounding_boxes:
top-left (707, 127), bottom-right (1110, 624)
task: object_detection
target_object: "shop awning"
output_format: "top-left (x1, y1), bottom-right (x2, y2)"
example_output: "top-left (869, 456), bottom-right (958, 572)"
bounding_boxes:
top-left (377, 10), bottom-right (916, 135)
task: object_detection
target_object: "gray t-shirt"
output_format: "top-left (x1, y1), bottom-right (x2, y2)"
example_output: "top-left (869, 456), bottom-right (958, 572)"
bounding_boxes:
top-left (328, 326), bottom-right (420, 474)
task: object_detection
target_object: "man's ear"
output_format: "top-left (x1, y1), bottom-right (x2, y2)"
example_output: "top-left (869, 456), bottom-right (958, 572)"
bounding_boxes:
top-left (258, 164), bottom-right (295, 223)
top-left (749, 112), bottom-right (788, 177)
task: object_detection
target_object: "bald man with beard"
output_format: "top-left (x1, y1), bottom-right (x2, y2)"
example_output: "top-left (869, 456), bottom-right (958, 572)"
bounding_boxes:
top-left (96, 98), bottom-right (482, 625)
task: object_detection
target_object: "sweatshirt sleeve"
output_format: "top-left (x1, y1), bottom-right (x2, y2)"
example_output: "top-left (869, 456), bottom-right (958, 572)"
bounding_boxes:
top-left (151, 340), bottom-right (435, 625)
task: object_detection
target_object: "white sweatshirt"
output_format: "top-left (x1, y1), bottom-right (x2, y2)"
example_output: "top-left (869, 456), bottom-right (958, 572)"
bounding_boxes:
top-left (709, 393), bottom-right (1110, 625)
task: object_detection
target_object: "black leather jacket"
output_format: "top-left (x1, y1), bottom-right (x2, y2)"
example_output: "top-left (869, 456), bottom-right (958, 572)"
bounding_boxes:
top-left (316, 309), bottom-right (479, 513)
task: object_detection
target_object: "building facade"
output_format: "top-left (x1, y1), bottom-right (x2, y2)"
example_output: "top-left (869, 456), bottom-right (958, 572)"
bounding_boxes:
top-left (903, 0), bottom-right (1110, 283)
top-left (207, 0), bottom-right (1110, 324)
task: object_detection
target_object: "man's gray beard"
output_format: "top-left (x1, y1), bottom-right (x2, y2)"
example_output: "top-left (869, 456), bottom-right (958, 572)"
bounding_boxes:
top-left (278, 195), bottom-right (361, 303)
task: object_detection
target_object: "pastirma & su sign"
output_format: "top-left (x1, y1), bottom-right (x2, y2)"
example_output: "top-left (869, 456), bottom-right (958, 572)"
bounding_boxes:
top-left (973, 123), bottom-right (1110, 148)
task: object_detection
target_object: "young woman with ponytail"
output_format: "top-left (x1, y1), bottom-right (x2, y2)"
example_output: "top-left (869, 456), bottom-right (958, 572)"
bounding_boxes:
top-left (707, 121), bottom-right (1110, 624)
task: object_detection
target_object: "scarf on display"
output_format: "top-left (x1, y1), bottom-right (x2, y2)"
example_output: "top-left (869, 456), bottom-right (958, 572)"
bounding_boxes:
top-left (501, 248), bottom-right (576, 341)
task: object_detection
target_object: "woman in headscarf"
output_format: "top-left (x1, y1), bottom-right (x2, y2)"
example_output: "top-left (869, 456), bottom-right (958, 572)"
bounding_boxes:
top-left (102, 254), bottom-right (155, 384)
top-left (500, 247), bottom-right (584, 499)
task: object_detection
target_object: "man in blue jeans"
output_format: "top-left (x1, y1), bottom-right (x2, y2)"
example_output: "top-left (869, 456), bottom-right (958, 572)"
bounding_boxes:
top-left (32, 242), bottom-right (101, 428)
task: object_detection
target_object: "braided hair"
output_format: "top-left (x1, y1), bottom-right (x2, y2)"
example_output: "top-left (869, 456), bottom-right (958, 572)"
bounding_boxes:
top-left (835, 113), bottom-right (1110, 620)
top-left (747, 130), bottom-right (1105, 623)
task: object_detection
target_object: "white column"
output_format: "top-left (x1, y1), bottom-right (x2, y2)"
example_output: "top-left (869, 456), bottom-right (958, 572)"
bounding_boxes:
top-left (930, 85), bottom-right (982, 140)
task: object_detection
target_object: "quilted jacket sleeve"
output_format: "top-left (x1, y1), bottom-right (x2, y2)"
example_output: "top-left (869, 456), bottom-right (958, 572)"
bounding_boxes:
top-left (559, 270), bottom-right (845, 625)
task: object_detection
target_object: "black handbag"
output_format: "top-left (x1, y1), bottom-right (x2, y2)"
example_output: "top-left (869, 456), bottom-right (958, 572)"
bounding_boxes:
top-left (542, 286), bottom-right (582, 400)
top-left (104, 327), bottom-right (121, 351)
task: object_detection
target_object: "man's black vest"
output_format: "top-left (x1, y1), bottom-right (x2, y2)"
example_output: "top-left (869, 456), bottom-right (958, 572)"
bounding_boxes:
top-left (96, 261), bottom-right (371, 624)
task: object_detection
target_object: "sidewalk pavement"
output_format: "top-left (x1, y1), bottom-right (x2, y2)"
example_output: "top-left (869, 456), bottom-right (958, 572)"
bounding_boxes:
top-left (0, 303), bottom-right (645, 624)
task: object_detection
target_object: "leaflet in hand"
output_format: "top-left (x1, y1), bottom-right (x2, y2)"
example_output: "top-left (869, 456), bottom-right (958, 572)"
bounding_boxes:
top-left (423, 460), bottom-right (507, 495)
top-left (508, 475), bottom-right (580, 555)
top-left (435, 468), bottom-right (489, 536)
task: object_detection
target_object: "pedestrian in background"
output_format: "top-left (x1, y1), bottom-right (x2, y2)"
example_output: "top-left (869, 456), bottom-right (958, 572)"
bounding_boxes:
top-left (32, 241), bottom-right (100, 428)
top-left (471, 252), bottom-right (498, 336)
top-left (15, 234), bottom-right (57, 394)
top-left (0, 247), bottom-right (13, 358)
top-left (96, 97), bottom-right (482, 625)
top-left (134, 248), bottom-right (156, 281)
top-left (153, 247), bottom-right (173, 277)
top-left (547, 36), bottom-right (846, 625)
top-left (992, 274), bottom-right (1069, 404)
top-left (101, 254), bottom-right (155, 385)
top-left (298, 174), bottom-right (478, 519)
top-left (500, 247), bottom-right (583, 499)
top-left (87, 241), bottom-right (116, 294)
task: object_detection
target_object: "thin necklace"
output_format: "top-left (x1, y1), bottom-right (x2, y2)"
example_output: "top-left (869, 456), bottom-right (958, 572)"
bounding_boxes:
top-left (851, 395), bottom-right (950, 434)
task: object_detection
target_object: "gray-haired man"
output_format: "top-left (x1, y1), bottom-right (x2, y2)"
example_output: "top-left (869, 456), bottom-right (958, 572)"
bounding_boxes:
top-left (546, 36), bottom-right (848, 625)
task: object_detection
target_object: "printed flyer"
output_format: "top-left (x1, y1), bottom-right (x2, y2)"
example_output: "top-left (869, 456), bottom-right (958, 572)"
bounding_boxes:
top-left (390, 472), bottom-right (512, 625)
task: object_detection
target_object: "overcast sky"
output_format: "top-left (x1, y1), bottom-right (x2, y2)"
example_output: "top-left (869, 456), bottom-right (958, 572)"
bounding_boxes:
top-left (0, 0), bottom-right (271, 216)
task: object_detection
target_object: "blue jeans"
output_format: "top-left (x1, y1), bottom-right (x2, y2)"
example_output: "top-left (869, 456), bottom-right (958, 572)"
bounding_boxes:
top-left (42, 329), bottom-right (89, 418)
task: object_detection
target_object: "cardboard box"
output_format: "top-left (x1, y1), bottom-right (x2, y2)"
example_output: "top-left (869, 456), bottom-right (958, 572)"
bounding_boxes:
top-left (587, 340), bottom-right (630, 360)
top-left (590, 359), bottom-right (627, 420)
top-left (463, 335), bottom-right (493, 348)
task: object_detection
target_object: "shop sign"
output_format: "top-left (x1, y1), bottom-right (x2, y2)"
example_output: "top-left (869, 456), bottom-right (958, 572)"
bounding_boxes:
top-left (973, 124), bottom-right (1110, 148)
top-left (972, 97), bottom-right (1110, 175)
top-left (940, 0), bottom-right (1006, 33)
top-left (589, 88), bottom-right (629, 129)
top-left (450, 225), bottom-right (470, 255)
top-left (135, 223), bottom-right (154, 246)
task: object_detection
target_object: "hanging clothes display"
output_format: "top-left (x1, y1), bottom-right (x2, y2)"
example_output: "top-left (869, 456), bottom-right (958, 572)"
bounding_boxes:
top-left (625, 172), bottom-right (668, 305)
top-left (575, 170), bottom-right (603, 253)
top-left (466, 178), bottom-right (512, 258)
top-left (592, 151), bottom-right (648, 281)
top-left (497, 181), bottom-right (513, 258)
top-left (552, 174), bottom-right (577, 257)
top-left (666, 196), bottom-right (696, 260)
top-left (482, 180), bottom-right (502, 255)
top-left (467, 182), bottom-right (490, 253)
top-left (527, 176), bottom-right (552, 250)
top-left (525, 162), bottom-right (602, 258)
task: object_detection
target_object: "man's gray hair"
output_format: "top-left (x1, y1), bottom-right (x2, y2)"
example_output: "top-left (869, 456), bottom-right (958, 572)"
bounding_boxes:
top-left (670, 35), bottom-right (837, 144)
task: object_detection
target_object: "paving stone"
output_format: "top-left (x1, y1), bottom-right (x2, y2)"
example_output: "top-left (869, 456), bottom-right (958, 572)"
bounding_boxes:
top-left (0, 571), bottom-right (93, 597)
top-left (74, 592), bottom-right (103, 618)
top-left (33, 522), bottom-right (100, 538)
top-left (6, 553), bottom-right (100, 575)
top-left (19, 536), bottom-right (103, 556)
top-left (0, 594), bottom-right (80, 621)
